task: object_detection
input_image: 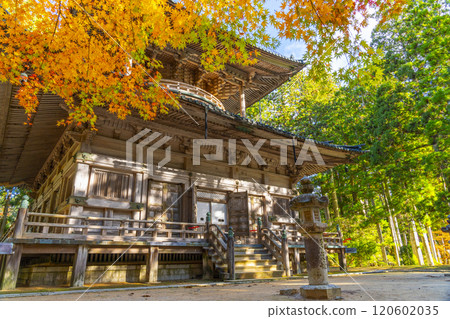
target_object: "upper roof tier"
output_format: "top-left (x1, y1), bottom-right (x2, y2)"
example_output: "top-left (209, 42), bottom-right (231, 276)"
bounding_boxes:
top-left (150, 43), bottom-right (305, 114)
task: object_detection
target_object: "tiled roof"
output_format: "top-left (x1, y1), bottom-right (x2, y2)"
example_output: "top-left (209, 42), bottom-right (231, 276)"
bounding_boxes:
top-left (179, 95), bottom-right (367, 155)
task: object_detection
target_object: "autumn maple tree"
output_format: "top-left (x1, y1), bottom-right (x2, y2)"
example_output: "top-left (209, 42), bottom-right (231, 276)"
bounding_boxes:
top-left (0, 0), bottom-right (406, 127)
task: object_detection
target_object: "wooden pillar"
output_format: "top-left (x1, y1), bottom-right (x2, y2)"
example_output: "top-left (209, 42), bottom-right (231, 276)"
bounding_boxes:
top-left (191, 184), bottom-right (197, 224)
top-left (68, 163), bottom-right (90, 233)
top-left (1, 244), bottom-right (23, 290)
top-left (293, 248), bottom-right (301, 274)
top-left (257, 217), bottom-right (262, 244)
top-left (13, 196), bottom-right (29, 239)
top-left (205, 211), bottom-right (211, 241)
top-left (73, 163), bottom-right (90, 197)
top-left (146, 246), bottom-right (159, 283)
top-left (338, 248), bottom-right (347, 271)
top-left (71, 245), bottom-right (89, 287)
top-left (1, 196), bottom-right (30, 290)
top-left (202, 249), bottom-right (213, 279)
top-left (281, 227), bottom-right (291, 277)
top-left (227, 227), bottom-right (235, 280)
top-left (0, 190), bottom-right (11, 237)
top-left (102, 209), bottom-right (113, 236)
top-left (239, 84), bottom-right (246, 117)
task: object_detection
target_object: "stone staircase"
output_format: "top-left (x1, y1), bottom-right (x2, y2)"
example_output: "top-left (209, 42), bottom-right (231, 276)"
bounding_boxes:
top-left (209, 244), bottom-right (284, 280)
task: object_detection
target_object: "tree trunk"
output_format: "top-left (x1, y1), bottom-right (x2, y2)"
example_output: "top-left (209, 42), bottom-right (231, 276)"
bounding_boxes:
top-left (394, 216), bottom-right (403, 247)
top-left (388, 215), bottom-right (401, 266)
top-left (410, 219), bottom-right (424, 265)
top-left (380, 182), bottom-right (400, 266)
top-left (377, 222), bottom-right (388, 263)
top-left (427, 226), bottom-right (439, 263)
top-left (330, 170), bottom-right (340, 218)
top-left (420, 223), bottom-right (434, 266)
top-left (421, 231), bottom-right (434, 266)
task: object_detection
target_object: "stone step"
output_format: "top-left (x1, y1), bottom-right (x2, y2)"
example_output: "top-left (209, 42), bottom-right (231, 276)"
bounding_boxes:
top-left (234, 253), bottom-right (273, 261)
top-left (235, 244), bottom-right (264, 248)
top-left (234, 270), bottom-right (284, 279)
top-left (235, 259), bottom-right (278, 267)
top-left (215, 259), bottom-right (278, 267)
top-left (218, 264), bottom-right (280, 272)
top-left (211, 253), bottom-right (273, 262)
top-left (234, 248), bottom-right (269, 254)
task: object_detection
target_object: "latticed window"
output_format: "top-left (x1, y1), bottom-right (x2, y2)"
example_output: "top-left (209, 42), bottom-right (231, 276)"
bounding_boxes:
top-left (273, 197), bottom-right (293, 218)
top-left (90, 169), bottom-right (132, 200)
top-left (197, 191), bottom-right (227, 202)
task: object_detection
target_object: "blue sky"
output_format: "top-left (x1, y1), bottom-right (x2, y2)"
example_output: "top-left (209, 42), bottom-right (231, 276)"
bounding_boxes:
top-left (264, 0), bottom-right (306, 60)
top-left (264, 0), bottom-right (377, 69)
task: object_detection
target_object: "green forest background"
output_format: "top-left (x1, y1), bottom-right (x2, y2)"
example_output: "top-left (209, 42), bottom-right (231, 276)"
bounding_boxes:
top-left (247, 0), bottom-right (449, 267)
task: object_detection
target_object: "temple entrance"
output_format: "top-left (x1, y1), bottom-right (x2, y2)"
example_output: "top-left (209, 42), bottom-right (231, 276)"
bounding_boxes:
top-left (146, 180), bottom-right (182, 222)
top-left (196, 189), bottom-right (228, 228)
top-left (227, 191), bottom-right (250, 240)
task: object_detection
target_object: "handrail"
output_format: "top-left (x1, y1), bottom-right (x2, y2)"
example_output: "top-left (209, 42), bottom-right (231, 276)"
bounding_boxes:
top-left (22, 212), bottom-right (206, 241)
top-left (210, 224), bottom-right (228, 241)
top-left (26, 212), bottom-right (203, 226)
top-left (160, 79), bottom-right (224, 110)
top-left (261, 227), bottom-right (291, 276)
top-left (270, 220), bottom-right (343, 246)
top-left (207, 224), bottom-right (228, 264)
top-left (264, 228), bottom-right (283, 243)
top-left (261, 227), bottom-right (283, 262)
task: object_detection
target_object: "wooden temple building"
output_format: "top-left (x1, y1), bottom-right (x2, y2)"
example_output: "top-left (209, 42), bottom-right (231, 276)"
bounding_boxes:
top-left (0, 43), bottom-right (363, 289)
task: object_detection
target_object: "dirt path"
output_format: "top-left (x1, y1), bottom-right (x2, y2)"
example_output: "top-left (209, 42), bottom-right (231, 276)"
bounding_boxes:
top-left (2, 272), bottom-right (449, 301)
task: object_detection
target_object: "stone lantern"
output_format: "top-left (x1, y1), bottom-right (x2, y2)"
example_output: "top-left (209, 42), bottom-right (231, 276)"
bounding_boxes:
top-left (290, 177), bottom-right (341, 300)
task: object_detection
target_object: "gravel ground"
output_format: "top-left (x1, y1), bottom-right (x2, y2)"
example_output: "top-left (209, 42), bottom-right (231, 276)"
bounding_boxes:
top-left (2, 271), bottom-right (449, 301)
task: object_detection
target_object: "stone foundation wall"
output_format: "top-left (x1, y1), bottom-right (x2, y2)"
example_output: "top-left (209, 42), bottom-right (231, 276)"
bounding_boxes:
top-left (17, 262), bottom-right (203, 287)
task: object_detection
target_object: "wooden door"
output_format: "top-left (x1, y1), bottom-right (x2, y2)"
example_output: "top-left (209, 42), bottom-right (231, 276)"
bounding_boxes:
top-left (227, 191), bottom-right (250, 237)
top-left (147, 181), bottom-right (181, 222)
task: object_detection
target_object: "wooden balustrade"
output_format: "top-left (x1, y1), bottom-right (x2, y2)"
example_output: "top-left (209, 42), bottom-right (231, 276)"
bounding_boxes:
top-left (270, 221), bottom-right (343, 247)
top-left (160, 79), bottom-right (224, 110)
top-left (261, 227), bottom-right (283, 263)
top-left (206, 224), bottom-right (235, 280)
top-left (14, 212), bottom-right (343, 248)
top-left (323, 232), bottom-right (343, 246)
top-left (207, 224), bottom-right (228, 264)
top-left (21, 212), bottom-right (206, 242)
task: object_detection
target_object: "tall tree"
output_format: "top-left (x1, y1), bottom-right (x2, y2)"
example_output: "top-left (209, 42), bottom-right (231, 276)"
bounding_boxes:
top-left (247, 0), bottom-right (449, 266)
